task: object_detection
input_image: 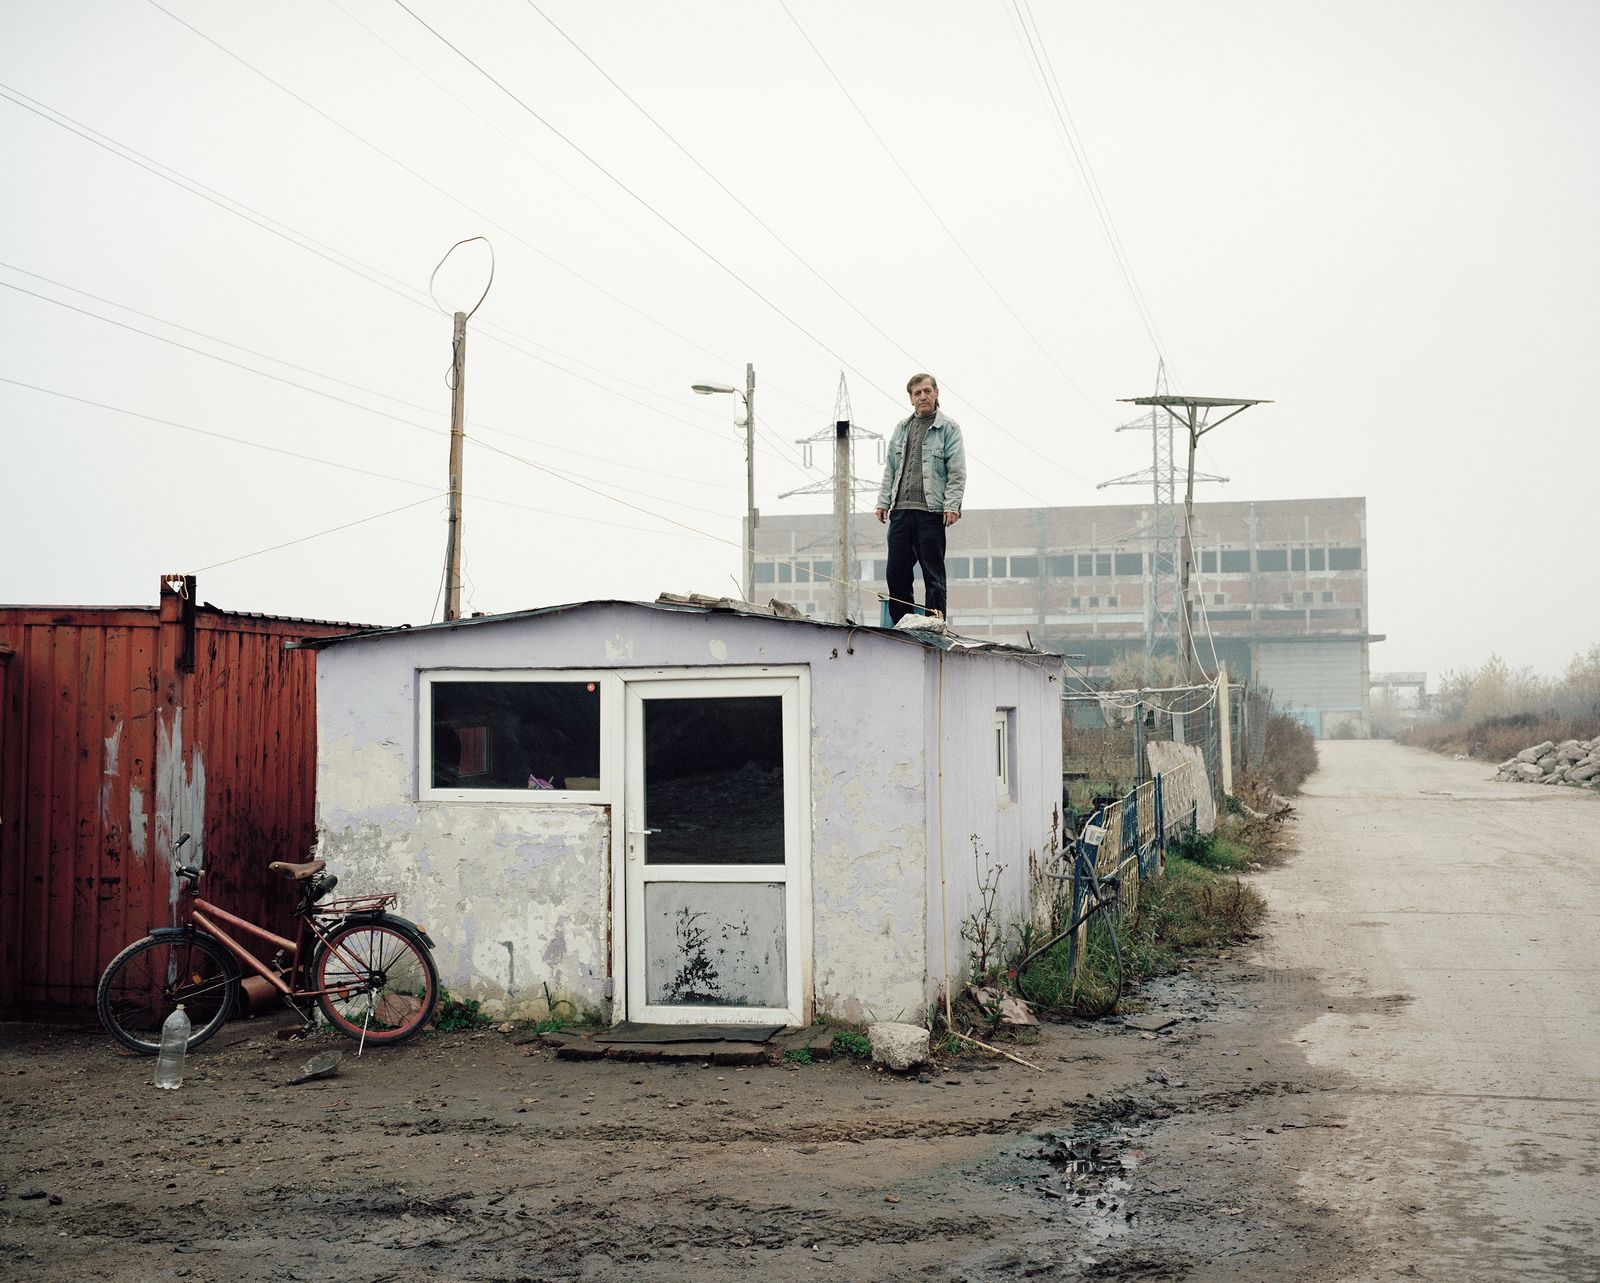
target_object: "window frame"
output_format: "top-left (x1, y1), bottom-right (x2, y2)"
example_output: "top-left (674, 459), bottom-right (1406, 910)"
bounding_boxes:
top-left (419, 669), bottom-right (617, 804)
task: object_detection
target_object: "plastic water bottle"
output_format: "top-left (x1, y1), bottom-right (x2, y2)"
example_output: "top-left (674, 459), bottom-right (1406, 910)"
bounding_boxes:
top-left (154, 1004), bottom-right (191, 1089)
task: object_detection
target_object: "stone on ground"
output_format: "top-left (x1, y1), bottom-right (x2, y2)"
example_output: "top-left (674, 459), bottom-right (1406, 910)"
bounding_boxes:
top-left (868, 1021), bottom-right (930, 1071)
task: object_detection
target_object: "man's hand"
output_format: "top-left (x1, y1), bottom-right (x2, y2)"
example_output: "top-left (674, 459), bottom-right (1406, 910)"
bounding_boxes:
top-left (875, 507), bottom-right (887, 524)
top-left (943, 510), bottom-right (961, 527)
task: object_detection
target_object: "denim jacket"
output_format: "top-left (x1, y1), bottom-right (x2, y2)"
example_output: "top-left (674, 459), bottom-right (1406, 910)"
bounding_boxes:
top-left (876, 411), bottom-right (967, 514)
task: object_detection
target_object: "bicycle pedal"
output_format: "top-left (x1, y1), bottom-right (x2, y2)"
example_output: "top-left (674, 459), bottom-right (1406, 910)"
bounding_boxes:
top-left (276, 1024), bottom-right (314, 1041)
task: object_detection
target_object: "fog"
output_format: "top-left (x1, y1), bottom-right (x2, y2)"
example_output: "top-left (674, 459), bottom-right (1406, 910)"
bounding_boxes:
top-left (4, 1), bottom-right (1596, 680)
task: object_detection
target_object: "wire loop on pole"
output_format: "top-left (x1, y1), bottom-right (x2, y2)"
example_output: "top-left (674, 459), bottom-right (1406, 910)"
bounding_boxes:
top-left (428, 235), bottom-right (495, 320)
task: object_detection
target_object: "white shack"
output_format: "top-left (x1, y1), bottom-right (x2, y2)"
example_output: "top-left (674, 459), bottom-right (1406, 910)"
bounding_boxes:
top-left (301, 600), bottom-right (1064, 1028)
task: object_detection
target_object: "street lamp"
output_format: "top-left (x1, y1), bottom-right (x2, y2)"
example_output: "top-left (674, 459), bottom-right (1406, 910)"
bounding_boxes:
top-left (691, 362), bottom-right (757, 603)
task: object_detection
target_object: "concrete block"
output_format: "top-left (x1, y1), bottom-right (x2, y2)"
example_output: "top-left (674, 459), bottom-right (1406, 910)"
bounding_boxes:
top-left (869, 1021), bottom-right (930, 1072)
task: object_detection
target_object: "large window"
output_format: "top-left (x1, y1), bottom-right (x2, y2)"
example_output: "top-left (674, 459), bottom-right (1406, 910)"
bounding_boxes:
top-left (1329, 547), bottom-right (1363, 570)
top-left (1010, 555), bottom-right (1039, 578)
top-left (1257, 549), bottom-right (1288, 572)
top-left (425, 675), bottom-right (604, 799)
top-left (1114, 553), bottom-right (1143, 576)
top-left (1047, 555), bottom-right (1074, 578)
top-left (1220, 550), bottom-right (1251, 573)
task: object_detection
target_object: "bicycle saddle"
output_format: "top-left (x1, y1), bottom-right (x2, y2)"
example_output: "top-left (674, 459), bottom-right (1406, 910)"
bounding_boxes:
top-left (268, 858), bottom-right (327, 881)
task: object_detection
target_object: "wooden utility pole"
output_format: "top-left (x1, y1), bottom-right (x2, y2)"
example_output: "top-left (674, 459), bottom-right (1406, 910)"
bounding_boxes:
top-left (442, 309), bottom-right (467, 620)
top-left (743, 362), bottom-right (757, 605)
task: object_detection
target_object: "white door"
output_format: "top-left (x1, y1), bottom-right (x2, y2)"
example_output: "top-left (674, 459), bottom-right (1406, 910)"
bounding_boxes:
top-left (622, 672), bottom-right (808, 1026)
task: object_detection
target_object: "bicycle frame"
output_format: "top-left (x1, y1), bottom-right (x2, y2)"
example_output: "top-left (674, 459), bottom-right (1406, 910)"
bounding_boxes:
top-left (184, 892), bottom-right (375, 1003)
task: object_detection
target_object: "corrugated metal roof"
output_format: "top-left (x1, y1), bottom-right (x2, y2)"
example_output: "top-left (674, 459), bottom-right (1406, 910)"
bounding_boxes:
top-left (289, 597), bottom-right (1060, 663)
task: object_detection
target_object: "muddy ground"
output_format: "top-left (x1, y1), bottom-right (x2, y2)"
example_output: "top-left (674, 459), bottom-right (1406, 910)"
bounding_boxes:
top-left (7, 740), bottom-right (1595, 1281)
top-left (0, 955), bottom-right (1361, 1283)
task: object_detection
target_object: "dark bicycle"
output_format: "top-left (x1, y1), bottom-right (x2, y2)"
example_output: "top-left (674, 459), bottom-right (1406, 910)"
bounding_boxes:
top-left (97, 834), bottom-right (439, 1054)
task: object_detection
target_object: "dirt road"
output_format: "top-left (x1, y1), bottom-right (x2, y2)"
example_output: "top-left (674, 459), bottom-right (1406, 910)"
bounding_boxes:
top-left (2, 740), bottom-right (1594, 1281)
top-left (1263, 740), bottom-right (1600, 1279)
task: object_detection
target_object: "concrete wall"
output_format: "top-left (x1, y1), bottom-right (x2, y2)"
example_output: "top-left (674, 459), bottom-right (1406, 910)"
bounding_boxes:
top-left (920, 647), bottom-right (1063, 1011)
top-left (314, 605), bottom-right (938, 1023)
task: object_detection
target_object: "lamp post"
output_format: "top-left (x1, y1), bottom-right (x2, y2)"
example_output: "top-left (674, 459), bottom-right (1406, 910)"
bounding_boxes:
top-left (691, 362), bottom-right (757, 603)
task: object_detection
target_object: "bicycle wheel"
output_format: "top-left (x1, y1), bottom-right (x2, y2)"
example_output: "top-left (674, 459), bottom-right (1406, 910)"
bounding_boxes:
top-left (1071, 902), bottom-right (1124, 1020)
top-left (313, 919), bottom-right (439, 1045)
top-left (97, 933), bottom-right (237, 1055)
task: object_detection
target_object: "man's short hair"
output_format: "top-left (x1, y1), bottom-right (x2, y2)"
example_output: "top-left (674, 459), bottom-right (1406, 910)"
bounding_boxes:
top-left (907, 372), bottom-right (938, 394)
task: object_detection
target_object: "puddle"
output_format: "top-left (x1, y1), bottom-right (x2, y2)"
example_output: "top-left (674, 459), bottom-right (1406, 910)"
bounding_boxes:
top-left (987, 1122), bottom-right (1143, 1241)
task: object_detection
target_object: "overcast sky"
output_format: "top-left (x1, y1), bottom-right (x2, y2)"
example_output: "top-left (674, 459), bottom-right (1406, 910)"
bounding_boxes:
top-left (4, 1), bottom-right (1596, 680)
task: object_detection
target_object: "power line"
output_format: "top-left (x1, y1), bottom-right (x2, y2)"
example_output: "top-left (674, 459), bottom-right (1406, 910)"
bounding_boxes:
top-left (142, 0), bottom-right (833, 416)
top-left (0, 78), bottom-right (828, 482)
top-left (1006, 1), bottom-right (1177, 380)
top-left (197, 493), bottom-right (446, 572)
top-left (508, 1), bottom-right (1070, 501)
top-left (325, 0), bottom-right (835, 394)
top-left (778, 1), bottom-right (1113, 438)
top-left (0, 262), bottom-right (814, 500)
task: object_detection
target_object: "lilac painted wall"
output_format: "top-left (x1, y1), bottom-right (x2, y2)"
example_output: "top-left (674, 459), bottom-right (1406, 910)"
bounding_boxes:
top-left (313, 603), bottom-right (1060, 1024)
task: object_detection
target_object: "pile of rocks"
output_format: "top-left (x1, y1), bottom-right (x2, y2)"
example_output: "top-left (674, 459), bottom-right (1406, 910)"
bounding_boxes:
top-left (1495, 738), bottom-right (1600, 789)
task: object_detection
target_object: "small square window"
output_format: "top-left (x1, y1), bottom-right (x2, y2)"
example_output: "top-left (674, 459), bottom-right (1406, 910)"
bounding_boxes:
top-left (1089, 596), bottom-right (1100, 608)
top-left (1322, 591), bottom-right (1334, 603)
top-left (1106, 595), bottom-right (1118, 608)
top-left (1213, 593), bottom-right (1225, 606)
top-left (1301, 591), bottom-right (1314, 603)
top-left (1070, 596), bottom-right (1081, 608)
top-left (428, 677), bottom-right (602, 796)
top-left (1282, 592), bottom-right (1294, 604)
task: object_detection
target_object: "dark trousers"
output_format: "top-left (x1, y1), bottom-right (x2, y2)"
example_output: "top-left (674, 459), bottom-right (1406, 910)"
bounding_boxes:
top-left (886, 509), bottom-right (948, 624)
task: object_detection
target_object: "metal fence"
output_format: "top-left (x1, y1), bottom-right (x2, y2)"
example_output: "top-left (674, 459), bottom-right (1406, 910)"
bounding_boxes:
top-left (1062, 677), bottom-right (1279, 821)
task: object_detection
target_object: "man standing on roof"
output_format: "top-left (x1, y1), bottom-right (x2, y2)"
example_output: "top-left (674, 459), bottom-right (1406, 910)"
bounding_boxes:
top-left (875, 372), bottom-right (966, 625)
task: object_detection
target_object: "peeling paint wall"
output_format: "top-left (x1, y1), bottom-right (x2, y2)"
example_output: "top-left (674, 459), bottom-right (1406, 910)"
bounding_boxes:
top-left (315, 605), bottom-right (933, 1023)
top-left (922, 648), bottom-right (1063, 1006)
top-left (313, 605), bottom-right (1060, 1024)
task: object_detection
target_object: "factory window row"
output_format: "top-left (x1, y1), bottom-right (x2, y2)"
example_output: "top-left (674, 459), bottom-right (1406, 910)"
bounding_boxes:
top-left (754, 544), bottom-right (1361, 586)
top-left (1199, 546), bottom-right (1362, 574)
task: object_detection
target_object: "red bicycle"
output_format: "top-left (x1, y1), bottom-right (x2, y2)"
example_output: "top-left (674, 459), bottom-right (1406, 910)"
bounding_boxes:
top-left (97, 835), bottom-right (439, 1053)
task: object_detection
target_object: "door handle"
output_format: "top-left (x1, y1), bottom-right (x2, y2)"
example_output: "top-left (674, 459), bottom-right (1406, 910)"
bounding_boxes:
top-left (628, 828), bottom-right (661, 836)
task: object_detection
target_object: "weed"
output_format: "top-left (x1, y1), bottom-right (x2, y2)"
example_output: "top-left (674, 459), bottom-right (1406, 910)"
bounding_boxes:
top-left (1262, 714), bottom-right (1318, 793)
top-left (1016, 914), bottom-right (1122, 1018)
top-left (1166, 828), bottom-right (1253, 874)
top-left (433, 989), bottom-right (495, 1033)
top-left (959, 837), bottom-right (1007, 985)
top-left (783, 1047), bottom-right (813, 1065)
top-left (832, 1030), bottom-right (872, 1059)
top-left (1117, 856), bottom-right (1266, 979)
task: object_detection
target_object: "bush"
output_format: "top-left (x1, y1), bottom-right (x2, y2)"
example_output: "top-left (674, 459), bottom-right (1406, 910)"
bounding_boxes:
top-left (1399, 713), bottom-right (1598, 762)
top-left (1261, 714), bottom-right (1318, 794)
